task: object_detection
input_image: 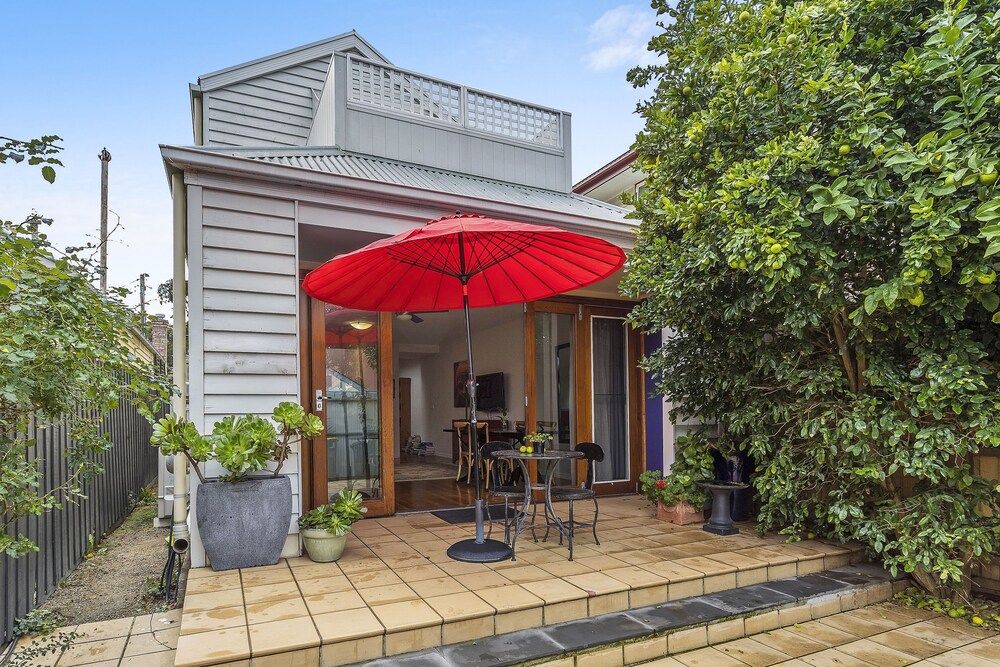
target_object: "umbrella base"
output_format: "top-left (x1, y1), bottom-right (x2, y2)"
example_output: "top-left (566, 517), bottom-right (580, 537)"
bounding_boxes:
top-left (447, 538), bottom-right (512, 563)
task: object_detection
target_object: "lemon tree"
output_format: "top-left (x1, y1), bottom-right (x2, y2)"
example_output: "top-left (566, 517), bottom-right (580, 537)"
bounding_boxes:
top-left (625, 0), bottom-right (1000, 599)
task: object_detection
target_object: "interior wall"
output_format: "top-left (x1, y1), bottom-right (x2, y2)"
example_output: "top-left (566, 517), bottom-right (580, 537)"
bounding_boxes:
top-left (398, 358), bottom-right (431, 452)
top-left (425, 309), bottom-right (525, 449)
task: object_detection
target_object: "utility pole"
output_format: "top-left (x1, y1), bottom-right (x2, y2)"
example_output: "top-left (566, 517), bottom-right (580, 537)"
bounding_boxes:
top-left (98, 148), bottom-right (112, 293)
top-left (139, 273), bottom-right (149, 323)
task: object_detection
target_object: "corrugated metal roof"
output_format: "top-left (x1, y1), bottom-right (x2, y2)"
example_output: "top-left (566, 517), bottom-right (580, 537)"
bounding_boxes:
top-left (246, 152), bottom-right (631, 224)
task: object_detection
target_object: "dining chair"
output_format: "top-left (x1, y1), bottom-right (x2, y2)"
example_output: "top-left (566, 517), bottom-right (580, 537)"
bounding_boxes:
top-left (454, 421), bottom-right (489, 484)
top-left (549, 442), bottom-right (604, 546)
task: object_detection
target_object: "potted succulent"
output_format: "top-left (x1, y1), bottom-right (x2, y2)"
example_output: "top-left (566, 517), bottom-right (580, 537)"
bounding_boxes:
top-left (640, 434), bottom-right (714, 525)
top-left (298, 489), bottom-right (367, 562)
top-left (150, 402), bottom-right (323, 571)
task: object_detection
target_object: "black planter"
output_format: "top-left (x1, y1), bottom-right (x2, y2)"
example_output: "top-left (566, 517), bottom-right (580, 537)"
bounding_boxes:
top-left (712, 450), bottom-right (753, 521)
top-left (196, 475), bottom-right (292, 571)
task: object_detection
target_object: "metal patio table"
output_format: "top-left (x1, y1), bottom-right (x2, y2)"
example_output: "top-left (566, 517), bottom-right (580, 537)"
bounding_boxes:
top-left (493, 448), bottom-right (584, 560)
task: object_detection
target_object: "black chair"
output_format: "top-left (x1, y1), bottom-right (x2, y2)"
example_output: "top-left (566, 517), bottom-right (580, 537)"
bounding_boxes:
top-left (549, 442), bottom-right (604, 548)
top-left (481, 441), bottom-right (527, 551)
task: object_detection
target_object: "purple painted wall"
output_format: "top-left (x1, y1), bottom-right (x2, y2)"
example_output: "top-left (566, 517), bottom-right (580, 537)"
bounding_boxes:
top-left (643, 330), bottom-right (663, 472)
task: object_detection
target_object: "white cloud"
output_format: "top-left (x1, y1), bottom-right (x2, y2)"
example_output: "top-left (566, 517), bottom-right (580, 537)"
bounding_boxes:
top-left (585, 5), bottom-right (661, 71)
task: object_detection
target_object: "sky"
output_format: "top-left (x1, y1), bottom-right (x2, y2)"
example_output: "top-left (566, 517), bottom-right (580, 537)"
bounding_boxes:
top-left (2, 1), bottom-right (662, 312)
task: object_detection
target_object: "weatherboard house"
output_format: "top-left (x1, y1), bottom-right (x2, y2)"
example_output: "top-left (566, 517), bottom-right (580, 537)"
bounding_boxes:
top-left (160, 31), bottom-right (673, 567)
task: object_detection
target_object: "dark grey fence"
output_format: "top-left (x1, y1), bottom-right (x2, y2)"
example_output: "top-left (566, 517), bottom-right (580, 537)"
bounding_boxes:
top-left (1, 392), bottom-right (161, 647)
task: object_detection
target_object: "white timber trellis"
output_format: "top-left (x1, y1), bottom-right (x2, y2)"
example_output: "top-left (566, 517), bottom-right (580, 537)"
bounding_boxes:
top-left (348, 56), bottom-right (562, 149)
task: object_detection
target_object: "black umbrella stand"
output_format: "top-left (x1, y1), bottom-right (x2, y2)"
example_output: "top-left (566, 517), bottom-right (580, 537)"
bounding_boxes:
top-left (445, 277), bottom-right (513, 563)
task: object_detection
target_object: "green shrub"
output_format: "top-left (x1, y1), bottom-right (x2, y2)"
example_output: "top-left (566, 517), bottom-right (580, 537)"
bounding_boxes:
top-left (626, 0), bottom-right (1000, 599)
top-left (639, 434), bottom-right (715, 506)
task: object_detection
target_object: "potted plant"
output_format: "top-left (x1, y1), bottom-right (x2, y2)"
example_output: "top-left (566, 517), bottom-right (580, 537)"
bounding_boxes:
top-left (150, 402), bottom-right (323, 570)
top-left (522, 431), bottom-right (552, 454)
top-left (640, 469), bottom-right (705, 524)
top-left (640, 434), bottom-right (714, 524)
top-left (298, 489), bottom-right (367, 562)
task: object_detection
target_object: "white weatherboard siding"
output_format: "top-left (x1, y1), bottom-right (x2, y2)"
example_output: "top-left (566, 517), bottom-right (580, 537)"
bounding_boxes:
top-left (188, 185), bottom-right (301, 567)
top-left (204, 57), bottom-right (331, 148)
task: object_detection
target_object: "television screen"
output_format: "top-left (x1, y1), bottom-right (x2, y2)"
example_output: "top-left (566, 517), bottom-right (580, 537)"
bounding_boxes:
top-left (476, 372), bottom-right (505, 411)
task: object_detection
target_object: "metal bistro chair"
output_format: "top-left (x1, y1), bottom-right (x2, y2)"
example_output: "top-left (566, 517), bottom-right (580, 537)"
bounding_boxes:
top-left (549, 442), bottom-right (604, 547)
top-left (482, 441), bottom-right (527, 550)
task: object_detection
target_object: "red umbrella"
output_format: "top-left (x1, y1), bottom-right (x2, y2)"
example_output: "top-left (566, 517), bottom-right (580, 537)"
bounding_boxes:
top-left (303, 213), bottom-right (626, 562)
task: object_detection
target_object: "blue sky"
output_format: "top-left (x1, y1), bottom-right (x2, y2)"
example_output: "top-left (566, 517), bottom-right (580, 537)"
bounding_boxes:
top-left (2, 1), bottom-right (660, 307)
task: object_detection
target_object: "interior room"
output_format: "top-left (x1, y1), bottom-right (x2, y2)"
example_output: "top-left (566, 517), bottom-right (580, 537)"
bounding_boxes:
top-left (392, 305), bottom-right (525, 511)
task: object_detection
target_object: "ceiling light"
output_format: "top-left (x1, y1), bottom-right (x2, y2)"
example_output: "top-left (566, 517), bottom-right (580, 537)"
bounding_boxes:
top-left (349, 320), bottom-right (374, 330)
top-left (396, 312), bottom-right (413, 321)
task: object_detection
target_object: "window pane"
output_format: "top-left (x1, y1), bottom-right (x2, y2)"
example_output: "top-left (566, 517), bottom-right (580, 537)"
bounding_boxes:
top-left (592, 317), bottom-right (628, 482)
top-left (324, 306), bottom-right (382, 501)
top-left (535, 311), bottom-right (576, 485)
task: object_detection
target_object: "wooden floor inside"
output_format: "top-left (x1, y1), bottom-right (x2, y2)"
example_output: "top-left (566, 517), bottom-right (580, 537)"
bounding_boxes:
top-left (394, 477), bottom-right (479, 512)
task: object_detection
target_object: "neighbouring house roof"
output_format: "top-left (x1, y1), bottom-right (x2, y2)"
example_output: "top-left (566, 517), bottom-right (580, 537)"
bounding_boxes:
top-left (573, 150), bottom-right (639, 195)
top-left (160, 145), bottom-right (634, 240)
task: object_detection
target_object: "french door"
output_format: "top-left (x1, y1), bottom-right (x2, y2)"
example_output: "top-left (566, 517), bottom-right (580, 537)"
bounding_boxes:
top-left (301, 295), bottom-right (395, 516)
top-left (526, 301), bottom-right (643, 494)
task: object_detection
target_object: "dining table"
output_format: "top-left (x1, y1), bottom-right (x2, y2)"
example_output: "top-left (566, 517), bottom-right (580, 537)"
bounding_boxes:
top-left (491, 448), bottom-right (584, 560)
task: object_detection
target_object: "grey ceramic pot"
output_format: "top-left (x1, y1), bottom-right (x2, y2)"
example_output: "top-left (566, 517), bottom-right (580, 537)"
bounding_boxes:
top-left (196, 475), bottom-right (292, 571)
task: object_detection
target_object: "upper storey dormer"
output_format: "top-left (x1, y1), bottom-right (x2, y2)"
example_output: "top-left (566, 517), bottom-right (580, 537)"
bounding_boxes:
top-left (189, 31), bottom-right (573, 192)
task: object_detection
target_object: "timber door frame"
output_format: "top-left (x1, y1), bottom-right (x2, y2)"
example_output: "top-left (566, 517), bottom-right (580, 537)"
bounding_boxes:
top-left (526, 299), bottom-right (644, 495)
top-left (300, 293), bottom-right (395, 516)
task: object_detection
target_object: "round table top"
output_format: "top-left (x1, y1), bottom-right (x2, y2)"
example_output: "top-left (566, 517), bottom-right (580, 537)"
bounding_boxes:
top-left (493, 449), bottom-right (584, 461)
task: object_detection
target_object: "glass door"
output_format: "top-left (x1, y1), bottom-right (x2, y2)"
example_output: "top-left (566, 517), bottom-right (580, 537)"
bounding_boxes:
top-left (304, 298), bottom-right (394, 516)
top-left (533, 307), bottom-right (577, 485)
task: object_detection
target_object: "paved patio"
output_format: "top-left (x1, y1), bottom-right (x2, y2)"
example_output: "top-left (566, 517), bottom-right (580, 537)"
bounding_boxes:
top-left (169, 495), bottom-right (864, 667)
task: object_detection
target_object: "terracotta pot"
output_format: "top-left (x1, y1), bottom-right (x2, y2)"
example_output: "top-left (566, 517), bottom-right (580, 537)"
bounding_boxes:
top-left (657, 499), bottom-right (703, 525)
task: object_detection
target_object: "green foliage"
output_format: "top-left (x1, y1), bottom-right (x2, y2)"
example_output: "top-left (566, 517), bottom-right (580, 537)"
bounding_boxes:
top-left (524, 431), bottom-right (553, 445)
top-left (298, 489), bottom-right (368, 536)
top-left (0, 135), bottom-right (63, 183)
top-left (8, 631), bottom-right (77, 666)
top-left (639, 434), bottom-right (714, 506)
top-left (894, 584), bottom-right (1000, 630)
top-left (13, 609), bottom-right (64, 637)
top-left (150, 402), bottom-right (323, 483)
top-left (626, 0), bottom-right (1000, 598)
top-left (212, 415), bottom-right (278, 480)
top-left (1, 140), bottom-right (171, 558)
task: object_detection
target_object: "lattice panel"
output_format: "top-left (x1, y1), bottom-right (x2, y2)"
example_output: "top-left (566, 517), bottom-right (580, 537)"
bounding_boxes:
top-left (465, 91), bottom-right (561, 148)
top-left (350, 60), bottom-right (462, 124)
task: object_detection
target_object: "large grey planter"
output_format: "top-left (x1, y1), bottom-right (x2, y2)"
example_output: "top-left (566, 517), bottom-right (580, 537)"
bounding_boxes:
top-left (196, 476), bottom-right (292, 571)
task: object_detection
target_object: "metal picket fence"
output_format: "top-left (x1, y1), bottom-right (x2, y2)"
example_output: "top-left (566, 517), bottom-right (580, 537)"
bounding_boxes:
top-left (0, 392), bottom-right (162, 647)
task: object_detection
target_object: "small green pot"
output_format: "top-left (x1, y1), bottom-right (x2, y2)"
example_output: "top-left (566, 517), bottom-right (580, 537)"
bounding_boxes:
top-left (301, 528), bottom-right (349, 562)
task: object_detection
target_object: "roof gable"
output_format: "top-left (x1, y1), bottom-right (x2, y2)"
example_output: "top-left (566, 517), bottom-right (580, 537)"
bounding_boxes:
top-left (196, 30), bottom-right (390, 92)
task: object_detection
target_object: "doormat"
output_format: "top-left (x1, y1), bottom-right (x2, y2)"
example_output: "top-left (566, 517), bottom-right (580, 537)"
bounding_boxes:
top-left (431, 504), bottom-right (515, 524)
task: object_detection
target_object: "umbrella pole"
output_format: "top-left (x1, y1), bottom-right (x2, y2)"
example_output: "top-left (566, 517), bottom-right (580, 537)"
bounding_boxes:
top-left (446, 281), bottom-right (512, 563)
